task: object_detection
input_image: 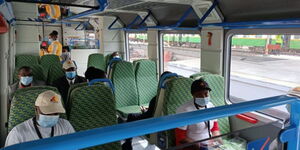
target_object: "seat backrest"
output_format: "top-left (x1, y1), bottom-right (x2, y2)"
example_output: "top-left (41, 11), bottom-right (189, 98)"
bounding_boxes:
top-left (8, 86), bottom-right (59, 131)
top-left (47, 63), bottom-right (65, 85)
top-left (13, 64), bottom-right (46, 83)
top-left (87, 53), bottom-right (105, 71)
top-left (66, 82), bottom-right (88, 116)
top-left (68, 85), bottom-right (121, 150)
top-left (110, 61), bottom-right (138, 108)
top-left (134, 60), bottom-right (158, 105)
top-left (190, 72), bottom-right (211, 79)
top-left (15, 55), bottom-right (39, 68)
top-left (40, 55), bottom-right (61, 76)
top-left (201, 74), bottom-right (230, 134)
top-left (163, 77), bottom-right (193, 147)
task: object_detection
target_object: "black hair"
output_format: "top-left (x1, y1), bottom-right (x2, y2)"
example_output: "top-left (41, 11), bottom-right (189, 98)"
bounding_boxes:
top-left (85, 67), bottom-right (106, 81)
top-left (18, 66), bottom-right (32, 74)
top-left (63, 46), bottom-right (70, 52)
top-left (191, 78), bottom-right (211, 95)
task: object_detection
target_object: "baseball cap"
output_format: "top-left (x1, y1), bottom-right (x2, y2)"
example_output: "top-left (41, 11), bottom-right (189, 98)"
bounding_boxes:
top-left (191, 79), bottom-right (211, 95)
top-left (35, 90), bottom-right (66, 114)
top-left (63, 60), bottom-right (76, 70)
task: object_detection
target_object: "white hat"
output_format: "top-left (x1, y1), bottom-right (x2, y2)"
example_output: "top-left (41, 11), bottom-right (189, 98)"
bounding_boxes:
top-left (35, 90), bottom-right (65, 114)
top-left (63, 60), bottom-right (76, 70)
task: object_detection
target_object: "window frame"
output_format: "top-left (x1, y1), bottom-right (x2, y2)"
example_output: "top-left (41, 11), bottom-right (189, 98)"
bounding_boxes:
top-left (160, 30), bottom-right (201, 77)
top-left (224, 28), bottom-right (300, 120)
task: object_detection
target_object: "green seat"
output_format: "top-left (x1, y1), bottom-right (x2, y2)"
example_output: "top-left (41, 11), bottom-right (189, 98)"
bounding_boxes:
top-left (134, 60), bottom-right (158, 105)
top-left (164, 77), bottom-right (194, 148)
top-left (87, 53), bottom-right (105, 71)
top-left (40, 55), bottom-right (61, 77)
top-left (68, 85), bottom-right (121, 150)
top-left (66, 82), bottom-right (88, 117)
top-left (201, 74), bottom-right (230, 134)
top-left (15, 55), bottom-right (39, 68)
top-left (190, 72), bottom-right (211, 79)
top-left (110, 61), bottom-right (140, 118)
top-left (47, 63), bottom-right (65, 85)
top-left (13, 65), bottom-right (46, 83)
top-left (105, 54), bottom-right (112, 69)
top-left (8, 86), bottom-right (59, 132)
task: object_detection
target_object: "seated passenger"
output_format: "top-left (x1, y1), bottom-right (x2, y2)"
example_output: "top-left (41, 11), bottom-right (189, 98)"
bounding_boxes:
top-left (52, 60), bottom-right (86, 102)
top-left (9, 66), bottom-right (45, 102)
top-left (106, 51), bottom-right (122, 73)
top-left (5, 90), bottom-right (75, 147)
top-left (175, 79), bottom-right (221, 150)
top-left (85, 66), bottom-right (107, 82)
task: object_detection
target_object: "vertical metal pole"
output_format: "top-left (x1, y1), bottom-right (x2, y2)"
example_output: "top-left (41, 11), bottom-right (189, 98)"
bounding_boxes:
top-left (288, 101), bottom-right (300, 150)
top-left (0, 32), bottom-right (9, 147)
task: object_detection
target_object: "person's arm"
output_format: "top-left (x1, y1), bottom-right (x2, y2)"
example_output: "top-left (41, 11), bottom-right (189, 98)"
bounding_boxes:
top-left (210, 121), bottom-right (223, 144)
top-left (5, 129), bottom-right (21, 147)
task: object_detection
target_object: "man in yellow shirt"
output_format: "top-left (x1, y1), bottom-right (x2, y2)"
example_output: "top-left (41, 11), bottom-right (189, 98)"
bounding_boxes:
top-left (40, 30), bottom-right (62, 57)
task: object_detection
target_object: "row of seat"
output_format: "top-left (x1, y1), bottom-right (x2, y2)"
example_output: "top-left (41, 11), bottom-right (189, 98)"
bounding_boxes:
top-left (108, 60), bottom-right (158, 118)
top-left (9, 84), bottom-right (120, 150)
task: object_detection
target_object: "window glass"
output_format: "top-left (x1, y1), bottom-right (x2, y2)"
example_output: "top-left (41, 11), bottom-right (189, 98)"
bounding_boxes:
top-left (230, 34), bottom-right (300, 114)
top-left (128, 33), bottom-right (148, 62)
top-left (163, 34), bottom-right (201, 77)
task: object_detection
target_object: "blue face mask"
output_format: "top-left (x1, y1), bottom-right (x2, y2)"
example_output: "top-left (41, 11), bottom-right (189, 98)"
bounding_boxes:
top-left (195, 97), bottom-right (210, 107)
top-left (37, 114), bottom-right (59, 128)
top-left (20, 76), bottom-right (33, 86)
top-left (66, 71), bottom-right (76, 79)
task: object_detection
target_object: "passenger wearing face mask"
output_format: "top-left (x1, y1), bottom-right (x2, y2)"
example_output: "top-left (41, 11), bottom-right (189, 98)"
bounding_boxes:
top-left (5, 90), bottom-right (75, 147)
top-left (9, 66), bottom-right (45, 102)
top-left (61, 46), bottom-right (71, 64)
top-left (175, 79), bottom-right (221, 150)
top-left (52, 60), bottom-right (86, 103)
top-left (40, 30), bottom-right (62, 57)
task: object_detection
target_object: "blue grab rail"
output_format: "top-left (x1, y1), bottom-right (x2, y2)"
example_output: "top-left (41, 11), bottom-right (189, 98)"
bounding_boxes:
top-left (88, 78), bottom-right (115, 93)
top-left (2, 95), bottom-right (300, 150)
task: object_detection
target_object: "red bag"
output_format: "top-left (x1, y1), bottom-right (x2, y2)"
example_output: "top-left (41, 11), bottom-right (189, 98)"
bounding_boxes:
top-left (0, 15), bottom-right (8, 34)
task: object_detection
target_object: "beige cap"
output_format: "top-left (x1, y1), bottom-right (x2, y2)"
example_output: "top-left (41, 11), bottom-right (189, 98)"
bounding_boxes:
top-left (63, 60), bottom-right (76, 70)
top-left (35, 90), bottom-right (66, 114)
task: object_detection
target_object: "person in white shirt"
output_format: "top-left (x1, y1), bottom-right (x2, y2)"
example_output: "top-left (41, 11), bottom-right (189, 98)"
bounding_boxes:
top-left (5, 90), bottom-right (75, 147)
top-left (175, 79), bottom-right (221, 150)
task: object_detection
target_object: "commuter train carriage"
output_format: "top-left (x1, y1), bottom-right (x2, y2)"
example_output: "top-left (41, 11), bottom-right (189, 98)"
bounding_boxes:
top-left (0, 0), bottom-right (300, 149)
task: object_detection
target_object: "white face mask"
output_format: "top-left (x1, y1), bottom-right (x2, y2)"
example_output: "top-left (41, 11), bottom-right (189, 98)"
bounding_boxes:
top-left (37, 114), bottom-right (59, 128)
top-left (195, 97), bottom-right (210, 107)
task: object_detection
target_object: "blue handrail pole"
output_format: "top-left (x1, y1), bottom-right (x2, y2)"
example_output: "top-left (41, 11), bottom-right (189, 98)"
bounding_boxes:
top-left (223, 24), bottom-right (300, 29)
top-left (279, 101), bottom-right (300, 150)
top-left (198, 0), bottom-right (219, 25)
top-left (3, 95), bottom-right (300, 150)
top-left (138, 11), bottom-right (151, 28)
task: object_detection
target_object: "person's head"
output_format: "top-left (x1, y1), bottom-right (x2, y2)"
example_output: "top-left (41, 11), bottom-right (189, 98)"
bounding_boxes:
top-left (49, 30), bottom-right (58, 41)
top-left (111, 52), bottom-right (120, 58)
top-left (18, 66), bottom-right (33, 87)
top-left (85, 67), bottom-right (106, 82)
top-left (62, 46), bottom-right (70, 53)
top-left (191, 79), bottom-right (211, 107)
top-left (63, 60), bottom-right (77, 79)
top-left (35, 90), bottom-right (65, 128)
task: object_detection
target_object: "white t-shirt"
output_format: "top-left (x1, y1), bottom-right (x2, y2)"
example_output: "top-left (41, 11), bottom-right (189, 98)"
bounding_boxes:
top-left (5, 118), bottom-right (75, 147)
top-left (176, 100), bottom-right (216, 142)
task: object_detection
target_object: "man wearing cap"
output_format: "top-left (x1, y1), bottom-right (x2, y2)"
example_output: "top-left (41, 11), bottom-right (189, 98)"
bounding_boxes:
top-left (53, 60), bottom-right (86, 103)
top-left (175, 79), bottom-right (221, 150)
top-left (5, 90), bottom-right (75, 147)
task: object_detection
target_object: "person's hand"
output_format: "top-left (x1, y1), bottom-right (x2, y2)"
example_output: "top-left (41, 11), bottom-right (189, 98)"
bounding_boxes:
top-left (140, 106), bottom-right (148, 113)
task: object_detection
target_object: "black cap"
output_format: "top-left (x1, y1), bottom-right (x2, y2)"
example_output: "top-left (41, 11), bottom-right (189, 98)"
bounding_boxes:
top-left (191, 79), bottom-right (211, 95)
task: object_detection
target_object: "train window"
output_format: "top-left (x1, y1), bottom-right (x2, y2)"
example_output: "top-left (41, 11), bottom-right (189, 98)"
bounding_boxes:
top-left (162, 34), bottom-right (201, 77)
top-left (128, 33), bottom-right (148, 62)
top-left (229, 34), bottom-right (300, 114)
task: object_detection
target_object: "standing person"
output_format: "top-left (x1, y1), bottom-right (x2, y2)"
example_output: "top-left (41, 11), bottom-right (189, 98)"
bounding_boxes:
top-left (52, 60), bottom-right (86, 103)
top-left (175, 79), bottom-right (221, 150)
top-left (9, 66), bottom-right (45, 102)
top-left (40, 30), bottom-right (62, 57)
top-left (5, 90), bottom-right (75, 147)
